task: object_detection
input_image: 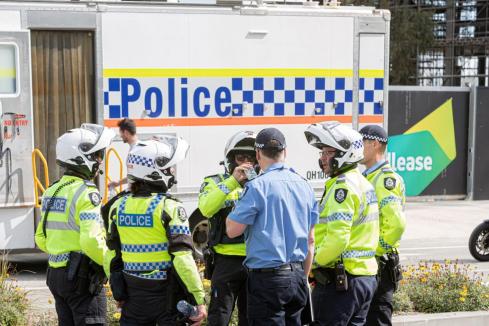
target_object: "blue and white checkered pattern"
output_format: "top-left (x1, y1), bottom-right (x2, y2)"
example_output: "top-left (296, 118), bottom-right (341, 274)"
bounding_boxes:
top-left (365, 190), bottom-right (378, 205)
top-left (125, 270), bottom-right (168, 280)
top-left (379, 237), bottom-right (393, 251)
top-left (320, 212), bottom-right (353, 224)
top-left (230, 77), bottom-right (353, 116)
top-left (217, 183), bottom-right (231, 195)
top-left (359, 77), bottom-right (384, 115)
top-left (121, 243), bottom-right (169, 253)
top-left (379, 196), bottom-right (402, 209)
top-left (224, 199), bottom-right (235, 208)
top-left (118, 195), bottom-right (129, 214)
top-left (48, 253), bottom-right (70, 264)
top-left (105, 76), bottom-right (384, 119)
top-left (124, 261), bottom-right (172, 272)
top-left (146, 194), bottom-right (164, 215)
top-left (351, 139), bottom-right (363, 150)
top-left (79, 212), bottom-right (100, 221)
top-left (341, 250), bottom-right (376, 259)
top-left (169, 225), bottom-right (191, 236)
top-left (127, 154), bottom-right (154, 168)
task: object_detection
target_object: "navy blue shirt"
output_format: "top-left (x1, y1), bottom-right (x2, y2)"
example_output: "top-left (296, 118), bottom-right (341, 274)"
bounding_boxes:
top-left (228, 162), bottom-right (319, 268)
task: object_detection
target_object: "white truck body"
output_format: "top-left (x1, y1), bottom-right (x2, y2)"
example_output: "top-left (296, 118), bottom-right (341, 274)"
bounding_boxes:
top-left (0, 0), bottom-right (389, 250)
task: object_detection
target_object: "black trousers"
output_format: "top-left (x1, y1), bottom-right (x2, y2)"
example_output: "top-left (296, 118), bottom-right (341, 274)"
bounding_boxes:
top-left (120, 273), bottom-right (177, 326)
top-left (208, 254), bottom-right (248, 326)
top-left (312, 275), bottom-right (376, 326)
top-left (247, 265), bottom-right (308, 326)
top-left (46, 267), bottom-right (107, 326)
top-left (365, 261), bottom-right (396, 326)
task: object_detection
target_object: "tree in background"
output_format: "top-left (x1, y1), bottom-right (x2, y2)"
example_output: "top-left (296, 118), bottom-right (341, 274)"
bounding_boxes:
top-left (343, 0), bottom-right (435, 85)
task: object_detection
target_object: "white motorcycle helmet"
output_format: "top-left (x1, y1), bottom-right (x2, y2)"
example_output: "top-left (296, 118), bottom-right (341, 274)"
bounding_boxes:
top-left (304, 121), bottom-right (364, 172)
top-left (223, 131), bottom-right (256, 174)
top-left (56, 123), bottom-right (115, 179)
top-left (127, 136), bottom-right (189, 191)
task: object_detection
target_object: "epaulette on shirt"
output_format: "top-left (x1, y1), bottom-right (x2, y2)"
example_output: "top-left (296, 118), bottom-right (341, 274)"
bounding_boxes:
top-left (288, 167), bottom-right (308, 182)
top-left (162, 193), bottom-right (181, 203)
top-left (205, 174), bottom-right (226, 184)
top-left (381, 167), bottom-right (394, 174)
top-left (336, 174), bottom-right (346, 184)
top-left (84, 180), bottom-right (97, 188)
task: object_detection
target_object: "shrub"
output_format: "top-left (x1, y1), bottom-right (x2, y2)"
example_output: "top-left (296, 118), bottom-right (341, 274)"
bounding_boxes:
top-left (396, 260), bottom-right (489, 313)
top-left (0, 255), bottom-right (29, 326)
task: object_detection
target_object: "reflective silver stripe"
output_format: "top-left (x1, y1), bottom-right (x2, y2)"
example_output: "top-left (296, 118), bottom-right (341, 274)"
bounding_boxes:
top-left (68, 185), bottom-right (87, 231)
top-left (352, 212), bottom-right (378, 227)
top-left (372, 171), bottom-right (384, 187)
top-left (319, 184), bottom-right (336, 212)
top-left (45, 184), bottom-right (86, 232)
top-left (46, 221), bottom-right (76, 230)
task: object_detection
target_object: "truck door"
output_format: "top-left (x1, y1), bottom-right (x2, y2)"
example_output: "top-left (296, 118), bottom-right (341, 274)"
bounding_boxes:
top-left (31, 30), bottom-right (95, 183)
top-left (0, 30), bottom-right (36, 249)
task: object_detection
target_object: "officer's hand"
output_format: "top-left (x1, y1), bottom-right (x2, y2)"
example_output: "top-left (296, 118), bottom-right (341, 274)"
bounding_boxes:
top-left (189, 304), bottom-right (207, 326)
top-left (108, 181), bottom-right (119, 189)
top-left (232, 163), bottom-right (252, 185)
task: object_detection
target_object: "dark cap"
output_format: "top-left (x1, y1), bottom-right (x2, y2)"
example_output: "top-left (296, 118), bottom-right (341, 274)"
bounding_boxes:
top-left (255, 128), bottom-right (286, 150)
top-left (359, 125), bottom-right (388, 144)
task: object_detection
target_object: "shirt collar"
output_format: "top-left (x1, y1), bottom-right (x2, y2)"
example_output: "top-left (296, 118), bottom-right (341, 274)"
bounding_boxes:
top-left (264, 162), bottom-right (286, 173)
top-left (362, 160), bottom-right (387, 176)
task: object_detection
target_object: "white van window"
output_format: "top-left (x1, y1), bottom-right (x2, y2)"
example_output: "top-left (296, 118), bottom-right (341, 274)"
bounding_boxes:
top-left (0, 44), bottom-right (17, 95)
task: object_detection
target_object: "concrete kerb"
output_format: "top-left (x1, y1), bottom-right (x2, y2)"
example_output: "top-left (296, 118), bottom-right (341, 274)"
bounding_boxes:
top-left (393, 311), bottom-right (489, 325)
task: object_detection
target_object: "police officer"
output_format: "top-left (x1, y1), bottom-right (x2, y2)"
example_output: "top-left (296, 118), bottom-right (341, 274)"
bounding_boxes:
top-left (227, 128), bottom-right (318, 326)
top-left (199, 131), bottom-right (257, 326)
top-left (360, 125), bottom-right (406, 326)
top-left (35, 123), bottom-right (115, 326)
top-left (304, 121), bottom-right (379, 325)
top-left (106, 137), bottom-right (207, 326)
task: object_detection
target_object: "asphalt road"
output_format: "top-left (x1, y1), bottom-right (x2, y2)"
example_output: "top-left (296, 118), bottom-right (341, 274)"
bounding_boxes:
top-left (3, 199), bottom-right (489, 315)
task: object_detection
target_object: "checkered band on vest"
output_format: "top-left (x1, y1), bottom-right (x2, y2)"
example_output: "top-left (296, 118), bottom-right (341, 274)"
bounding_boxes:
top-left (217, 183), bottom-right (231, 195)
top-left (79, 212), bottom-right (100, 221)
top-left (379, 196), bottom-right (402, 209)
top-left (341, 250), bottom-right (376, 259)
top-left (123, 261), bottom-right (173, 272)
top-left (320, 212), bottom-right (353, 224)
top-left (169, 225), bottom-right (191, 236)
top-left (121, 243), bottom-right (169, 253)
top-left (379, 237), bottom-right (393, 250)
top-left (48, 253), bottom-right (70, 263)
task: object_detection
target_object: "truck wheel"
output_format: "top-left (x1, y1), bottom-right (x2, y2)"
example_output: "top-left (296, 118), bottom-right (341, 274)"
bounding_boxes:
top-left (469, 222), bottom-right (489, 261)
top-left (189, 210), bottom-right (209, 261)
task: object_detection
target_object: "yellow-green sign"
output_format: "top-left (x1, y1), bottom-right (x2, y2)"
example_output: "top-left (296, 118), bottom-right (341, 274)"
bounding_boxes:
top-left (387, 98), bottom-right (457, 196)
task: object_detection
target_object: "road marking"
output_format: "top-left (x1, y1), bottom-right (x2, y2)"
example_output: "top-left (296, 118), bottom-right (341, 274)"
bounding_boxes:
top-left (402, 245), bottom-right (466, 251)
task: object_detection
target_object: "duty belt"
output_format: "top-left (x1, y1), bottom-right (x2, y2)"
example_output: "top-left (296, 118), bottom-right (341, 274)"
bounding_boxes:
top-left (247, 262), bottom-right (303, 273)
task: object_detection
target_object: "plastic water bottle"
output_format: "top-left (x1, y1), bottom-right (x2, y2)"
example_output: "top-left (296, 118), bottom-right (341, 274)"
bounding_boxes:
top-left (177, 300), bottom-right (198, 318)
